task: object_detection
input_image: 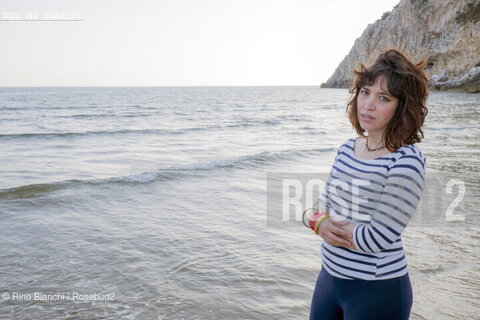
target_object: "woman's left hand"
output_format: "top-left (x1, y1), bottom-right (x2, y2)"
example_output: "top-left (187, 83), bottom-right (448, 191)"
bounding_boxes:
top-left (329, 218), bottom-right (357, 250)
top-left (317, 217), bottom-right (353, 248)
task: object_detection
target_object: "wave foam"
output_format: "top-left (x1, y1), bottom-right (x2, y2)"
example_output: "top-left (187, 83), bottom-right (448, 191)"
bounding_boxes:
top-left (0, 147), bottom-right (334, 199)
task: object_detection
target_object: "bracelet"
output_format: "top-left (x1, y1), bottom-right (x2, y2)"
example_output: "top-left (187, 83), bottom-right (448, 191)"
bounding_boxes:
top-left (309, 211), bottom-right (326, 230)
top-left (314, 214), bottom-right (330, 234)
top-left (302, 208), bottom-right (326, 229)
top-left (302, 208), bottom-right (316, 228)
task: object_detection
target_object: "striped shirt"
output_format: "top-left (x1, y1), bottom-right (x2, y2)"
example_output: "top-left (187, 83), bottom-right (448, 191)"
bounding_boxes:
top-left (319, 138), bottom-right (426, 280)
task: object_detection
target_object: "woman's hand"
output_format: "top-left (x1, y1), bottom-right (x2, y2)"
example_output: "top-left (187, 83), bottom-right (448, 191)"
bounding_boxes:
top-left (317, 217), bottom-right (355, 249)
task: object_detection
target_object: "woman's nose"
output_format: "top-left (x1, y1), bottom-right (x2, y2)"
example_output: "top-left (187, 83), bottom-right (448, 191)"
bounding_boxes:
top-left (363, 97), bottom-right (375, 110)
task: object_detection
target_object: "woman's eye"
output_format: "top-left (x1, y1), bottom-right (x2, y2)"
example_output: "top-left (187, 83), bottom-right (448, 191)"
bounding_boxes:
top-left (360, 90), bottom-right (368, 95)
top-left (380, 96), bottom-right (390, 102)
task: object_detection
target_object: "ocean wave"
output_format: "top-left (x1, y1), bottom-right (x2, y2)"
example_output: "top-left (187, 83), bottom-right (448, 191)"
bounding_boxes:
top-left (176, 147), bottom-right (334, 171)
top-left (0, 171), bottom-right (185, 200)
top-left (225, 119), bottom-right (280, 128)
top-left (0, 116), bottom-right (316, 140)
top-left (0, 147), bottom-right (334, 199)
top-left (426, 125), bottom-right (480, 131)
top-left (0, 126), bottom-right (225, 139)
top-left (0, 129), bottom-right (169, 139)
top-left (0, 121), bottom-right (283, 139)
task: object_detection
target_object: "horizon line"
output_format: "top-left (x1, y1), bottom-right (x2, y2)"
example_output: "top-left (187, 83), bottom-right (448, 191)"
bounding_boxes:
top-left (0, 85), bottom-right (345, 89)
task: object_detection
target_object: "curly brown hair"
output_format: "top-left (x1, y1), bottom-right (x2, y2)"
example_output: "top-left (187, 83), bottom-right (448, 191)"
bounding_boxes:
top-left (346, 48), bottom-right (429, 151)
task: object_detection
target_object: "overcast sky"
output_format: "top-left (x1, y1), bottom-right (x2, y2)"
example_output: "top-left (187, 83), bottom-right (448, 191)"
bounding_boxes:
top-left (0, 0), bottom-right (399, 86)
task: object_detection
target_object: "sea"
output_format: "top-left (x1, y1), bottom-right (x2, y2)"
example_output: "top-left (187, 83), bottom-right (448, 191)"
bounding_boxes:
top-left (0, 86), bottom-right (479, 319)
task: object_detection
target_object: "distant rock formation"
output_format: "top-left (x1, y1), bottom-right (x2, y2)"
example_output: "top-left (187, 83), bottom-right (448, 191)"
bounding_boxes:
top-left (322, 0), bottom-right (480, 93)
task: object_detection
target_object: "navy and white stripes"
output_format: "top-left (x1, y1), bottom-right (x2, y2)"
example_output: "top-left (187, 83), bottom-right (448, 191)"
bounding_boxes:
top-left (320, 138), bottom-right (426, 280)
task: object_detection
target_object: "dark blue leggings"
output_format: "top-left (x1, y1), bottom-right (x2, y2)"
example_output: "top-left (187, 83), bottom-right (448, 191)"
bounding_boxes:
top-left (309, 267), bottom-right (413, 320)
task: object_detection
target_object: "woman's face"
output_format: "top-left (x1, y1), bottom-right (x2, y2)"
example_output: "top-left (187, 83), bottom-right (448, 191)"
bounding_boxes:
top-left (356, 77), bottom-right (399, 135)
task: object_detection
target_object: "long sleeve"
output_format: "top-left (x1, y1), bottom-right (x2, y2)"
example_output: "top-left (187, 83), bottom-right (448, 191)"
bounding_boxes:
top-left (316, 147), bottom-right (342, 208)
top-left (352, 153), bottom-right (425, 253)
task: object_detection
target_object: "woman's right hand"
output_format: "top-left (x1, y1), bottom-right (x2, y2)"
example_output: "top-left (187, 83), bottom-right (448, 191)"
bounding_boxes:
top-left (317, 217), bottom-right (353, 248)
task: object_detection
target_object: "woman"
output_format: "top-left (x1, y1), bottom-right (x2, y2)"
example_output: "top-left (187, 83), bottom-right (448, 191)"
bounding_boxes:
top-left (309, 49), bottom-right (429, 320)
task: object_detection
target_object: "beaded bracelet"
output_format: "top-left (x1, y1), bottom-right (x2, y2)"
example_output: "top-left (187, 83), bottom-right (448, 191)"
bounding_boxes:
top-left (314, 214), bottom-right (330, 234)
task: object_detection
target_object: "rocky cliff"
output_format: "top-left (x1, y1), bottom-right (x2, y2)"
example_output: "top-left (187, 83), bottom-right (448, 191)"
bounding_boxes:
top-left (322, 0), bottom-right (480, 93)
